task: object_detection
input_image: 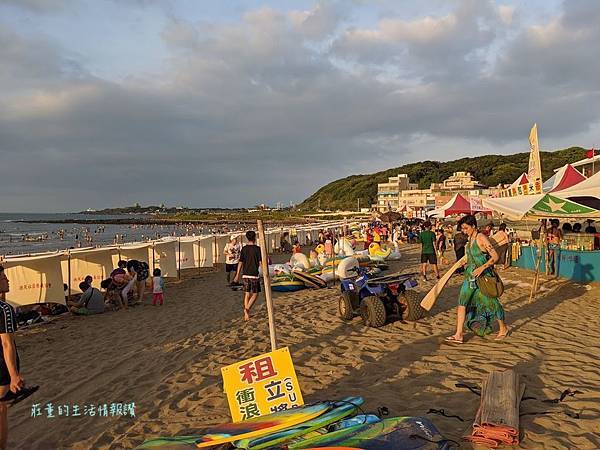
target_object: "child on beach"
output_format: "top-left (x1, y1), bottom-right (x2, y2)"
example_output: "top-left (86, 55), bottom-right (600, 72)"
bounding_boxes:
top-left (152, 268), bottom-right (165, 306)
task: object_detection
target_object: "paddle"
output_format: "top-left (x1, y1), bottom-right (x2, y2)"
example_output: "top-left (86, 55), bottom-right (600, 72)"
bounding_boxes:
top-left (420, 256), bottom-right (467, 311)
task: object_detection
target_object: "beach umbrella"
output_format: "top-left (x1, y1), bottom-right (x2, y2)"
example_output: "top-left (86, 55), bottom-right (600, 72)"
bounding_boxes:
top-left (378, 211), bottom-right (402, 223)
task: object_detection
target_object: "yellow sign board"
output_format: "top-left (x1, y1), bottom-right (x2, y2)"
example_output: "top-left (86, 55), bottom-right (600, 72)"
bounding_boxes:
top-left (221, 347), bottom-right (304, 422)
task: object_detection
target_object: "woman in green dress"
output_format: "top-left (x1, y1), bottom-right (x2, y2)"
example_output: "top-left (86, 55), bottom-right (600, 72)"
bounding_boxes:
top-left (446, 214), bottom-right (509, 343)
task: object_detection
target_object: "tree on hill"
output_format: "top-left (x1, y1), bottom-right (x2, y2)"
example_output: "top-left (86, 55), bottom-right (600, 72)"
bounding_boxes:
top-left (299, 147), bottom-right (586, 211)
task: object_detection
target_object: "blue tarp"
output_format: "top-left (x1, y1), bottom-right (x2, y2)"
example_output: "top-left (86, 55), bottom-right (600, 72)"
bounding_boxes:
top-left (512, 246), bottom-right (600, 283)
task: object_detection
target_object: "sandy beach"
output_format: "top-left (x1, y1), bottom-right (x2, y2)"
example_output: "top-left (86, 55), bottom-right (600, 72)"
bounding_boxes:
top-left (9, 245), bottom-right (600, 449)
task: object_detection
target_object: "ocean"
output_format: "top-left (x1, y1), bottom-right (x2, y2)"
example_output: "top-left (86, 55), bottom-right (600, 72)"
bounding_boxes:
top-left (0, 213), bottom-right (216, 256)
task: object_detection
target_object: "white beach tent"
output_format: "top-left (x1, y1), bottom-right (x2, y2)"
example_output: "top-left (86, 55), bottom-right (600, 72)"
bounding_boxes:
top-left (2, 252), bottom-right (65, 307)
top-left (61, 246), bottom-right (118, 290)
top-left (152, 239), bottom-right (178, 278)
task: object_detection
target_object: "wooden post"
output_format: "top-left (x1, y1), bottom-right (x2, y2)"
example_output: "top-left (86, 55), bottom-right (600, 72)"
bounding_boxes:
top-left (257, 219), bottom-right (278, 352)
top-left (67, 250), bottom-right (72, 300)
top-left (177, 238), bottom-right (181, 280)
top-left (529, 220), bottom-right (545, 303)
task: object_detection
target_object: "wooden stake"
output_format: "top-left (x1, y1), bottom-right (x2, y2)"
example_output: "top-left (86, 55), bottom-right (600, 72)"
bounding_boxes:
top-left (177, 238), bottom-right (181, 280)
top-left (257, 220), bottom-right (278, 352)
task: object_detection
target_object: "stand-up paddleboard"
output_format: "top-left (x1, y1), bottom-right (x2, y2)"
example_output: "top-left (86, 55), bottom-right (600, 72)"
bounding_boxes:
top-left (137, 402), bottom-right (331, 449)
top-left (292, 270), bottom-right (327, 289)
top-left (285, 416), bottom-right (451, 450)
top-left (235, 397), bottom-right (363, 449)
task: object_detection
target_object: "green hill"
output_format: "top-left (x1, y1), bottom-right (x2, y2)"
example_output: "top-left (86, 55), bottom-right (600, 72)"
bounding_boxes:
top-left (299, 147), bottom-right (586, 211)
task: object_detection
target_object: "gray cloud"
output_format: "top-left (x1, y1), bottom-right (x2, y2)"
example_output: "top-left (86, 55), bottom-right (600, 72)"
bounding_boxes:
top-left (0, 0), bottom-right (69, 12)
top-left (1, 0), bottom-right (599, 212)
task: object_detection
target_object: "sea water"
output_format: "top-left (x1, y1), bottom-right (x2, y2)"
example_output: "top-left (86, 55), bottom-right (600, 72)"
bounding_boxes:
top-left (0, 213), bottom-right (212, 256)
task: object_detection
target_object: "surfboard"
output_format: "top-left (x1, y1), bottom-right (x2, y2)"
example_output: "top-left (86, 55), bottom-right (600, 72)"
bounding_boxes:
top-left (291, 270), bottom-right (327, 289)
top-left (137, 402), bottom-right (331, 449)
top-left (286, 416), bottom-right (451, 450)
top-left (234, 396), bottom-right (363, 449)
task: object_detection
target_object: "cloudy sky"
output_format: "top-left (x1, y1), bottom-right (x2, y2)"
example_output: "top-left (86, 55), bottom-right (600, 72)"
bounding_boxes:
top-left (1, 0), bottom-right (599, 212)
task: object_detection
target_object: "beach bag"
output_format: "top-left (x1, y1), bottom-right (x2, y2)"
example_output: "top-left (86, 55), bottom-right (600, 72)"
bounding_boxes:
top-left (477, 270), bottom-right (504, 298)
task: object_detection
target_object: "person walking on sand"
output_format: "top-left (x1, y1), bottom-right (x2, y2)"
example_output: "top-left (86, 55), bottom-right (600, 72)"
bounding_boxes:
top-left (224, 235), bottom-right (242, 285)
top-left (234, 231), bottom-right (262, 321)
top-left (418, 221), bottom-right (439, 280)
top-left (446, 215), bottom-right (509, 343)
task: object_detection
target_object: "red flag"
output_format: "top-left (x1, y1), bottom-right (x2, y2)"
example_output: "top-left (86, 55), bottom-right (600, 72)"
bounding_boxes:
top-left (586, 148), bottom-right (595, 158)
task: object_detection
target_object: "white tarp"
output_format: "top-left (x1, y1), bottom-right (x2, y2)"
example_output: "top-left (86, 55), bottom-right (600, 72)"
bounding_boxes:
top-left (61, 247), bottom-right (118, 290)
top-left (178, 237), bottom-right (198, 269)
top-left (113, 243), bottom-right (152, 268)
top-left (213, 235), bottom-right (230, 264)
top-left (153, 240), bottom-right (178, 278)
top-left (197, 236), bottom-right (214, 268)
top-left (2, 253), bottom-right (65, 306)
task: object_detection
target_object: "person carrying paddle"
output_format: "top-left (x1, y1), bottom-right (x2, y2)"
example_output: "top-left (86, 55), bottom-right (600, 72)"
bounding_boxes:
top-left (446, 215), bottom-right (509, 343)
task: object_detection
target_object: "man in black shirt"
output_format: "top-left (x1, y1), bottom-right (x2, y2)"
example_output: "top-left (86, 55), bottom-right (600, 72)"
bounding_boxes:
top-left (0, 296), bottom-right (24, 450)
top-left (234, 231), bottom-right (262, 321)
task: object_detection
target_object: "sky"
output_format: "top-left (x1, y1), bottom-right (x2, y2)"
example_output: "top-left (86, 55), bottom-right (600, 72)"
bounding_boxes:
top-left (1, 0), bottom-right (599, 212)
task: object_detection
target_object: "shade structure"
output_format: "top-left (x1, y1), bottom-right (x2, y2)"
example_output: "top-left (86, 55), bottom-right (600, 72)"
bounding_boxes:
top-left (553, 170), bottom-right (600, 209)
top-left (543, 164), bottom-right (586, 193)
top-left (429, 193), bottom-right (491, 218)
top-left (484, 193), bottom-right (600, 220)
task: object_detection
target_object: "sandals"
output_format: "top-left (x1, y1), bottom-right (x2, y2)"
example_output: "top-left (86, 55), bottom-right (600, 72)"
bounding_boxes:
top-left (494, 328), bottom-right (511, 340)
top-left (444, 335), bottom-right (463, 344)
top-left (0, 385), bottom-right (39, 407)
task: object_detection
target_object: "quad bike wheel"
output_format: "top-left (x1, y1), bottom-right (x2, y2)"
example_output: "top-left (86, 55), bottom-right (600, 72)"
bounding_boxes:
top-left (339, 292), bottom-right (356, 321)
top-left (398, 290), bottom-right (425, 321)
top-left (360, 296), bottom-right (386, 327)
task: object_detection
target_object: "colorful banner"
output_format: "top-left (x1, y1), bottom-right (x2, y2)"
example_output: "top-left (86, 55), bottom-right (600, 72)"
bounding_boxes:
top-left (528, 123), bottom-right (543, 185)
top-left (222, 347), bottom-right (304, 422)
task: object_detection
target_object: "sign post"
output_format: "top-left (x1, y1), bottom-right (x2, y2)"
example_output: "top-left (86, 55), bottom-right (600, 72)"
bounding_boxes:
top-left (257, 220), bottom-right (278, 352)
top-left (222, 347), bottom-right (304, 422)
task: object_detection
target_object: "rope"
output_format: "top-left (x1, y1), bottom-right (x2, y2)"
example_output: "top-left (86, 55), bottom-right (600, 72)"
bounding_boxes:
top-left (426, 408), bottom-right (465, 422)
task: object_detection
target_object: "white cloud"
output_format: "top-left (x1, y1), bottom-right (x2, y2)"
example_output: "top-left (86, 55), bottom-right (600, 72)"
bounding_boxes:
top-left (1, 0), bottom-right (599, 211)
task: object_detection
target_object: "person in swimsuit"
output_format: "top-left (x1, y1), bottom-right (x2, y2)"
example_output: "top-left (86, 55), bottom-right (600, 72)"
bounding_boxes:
top-left (446, 214), bottom-right (509, 343)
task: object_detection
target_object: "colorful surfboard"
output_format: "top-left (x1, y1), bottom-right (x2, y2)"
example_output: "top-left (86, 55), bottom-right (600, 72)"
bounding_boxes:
top-left (137, 402), bottom-right (331, 449)
top-left (234, 397), bottom-right (363, 449)
top-left (286, 416), bottom-right (451, 450)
